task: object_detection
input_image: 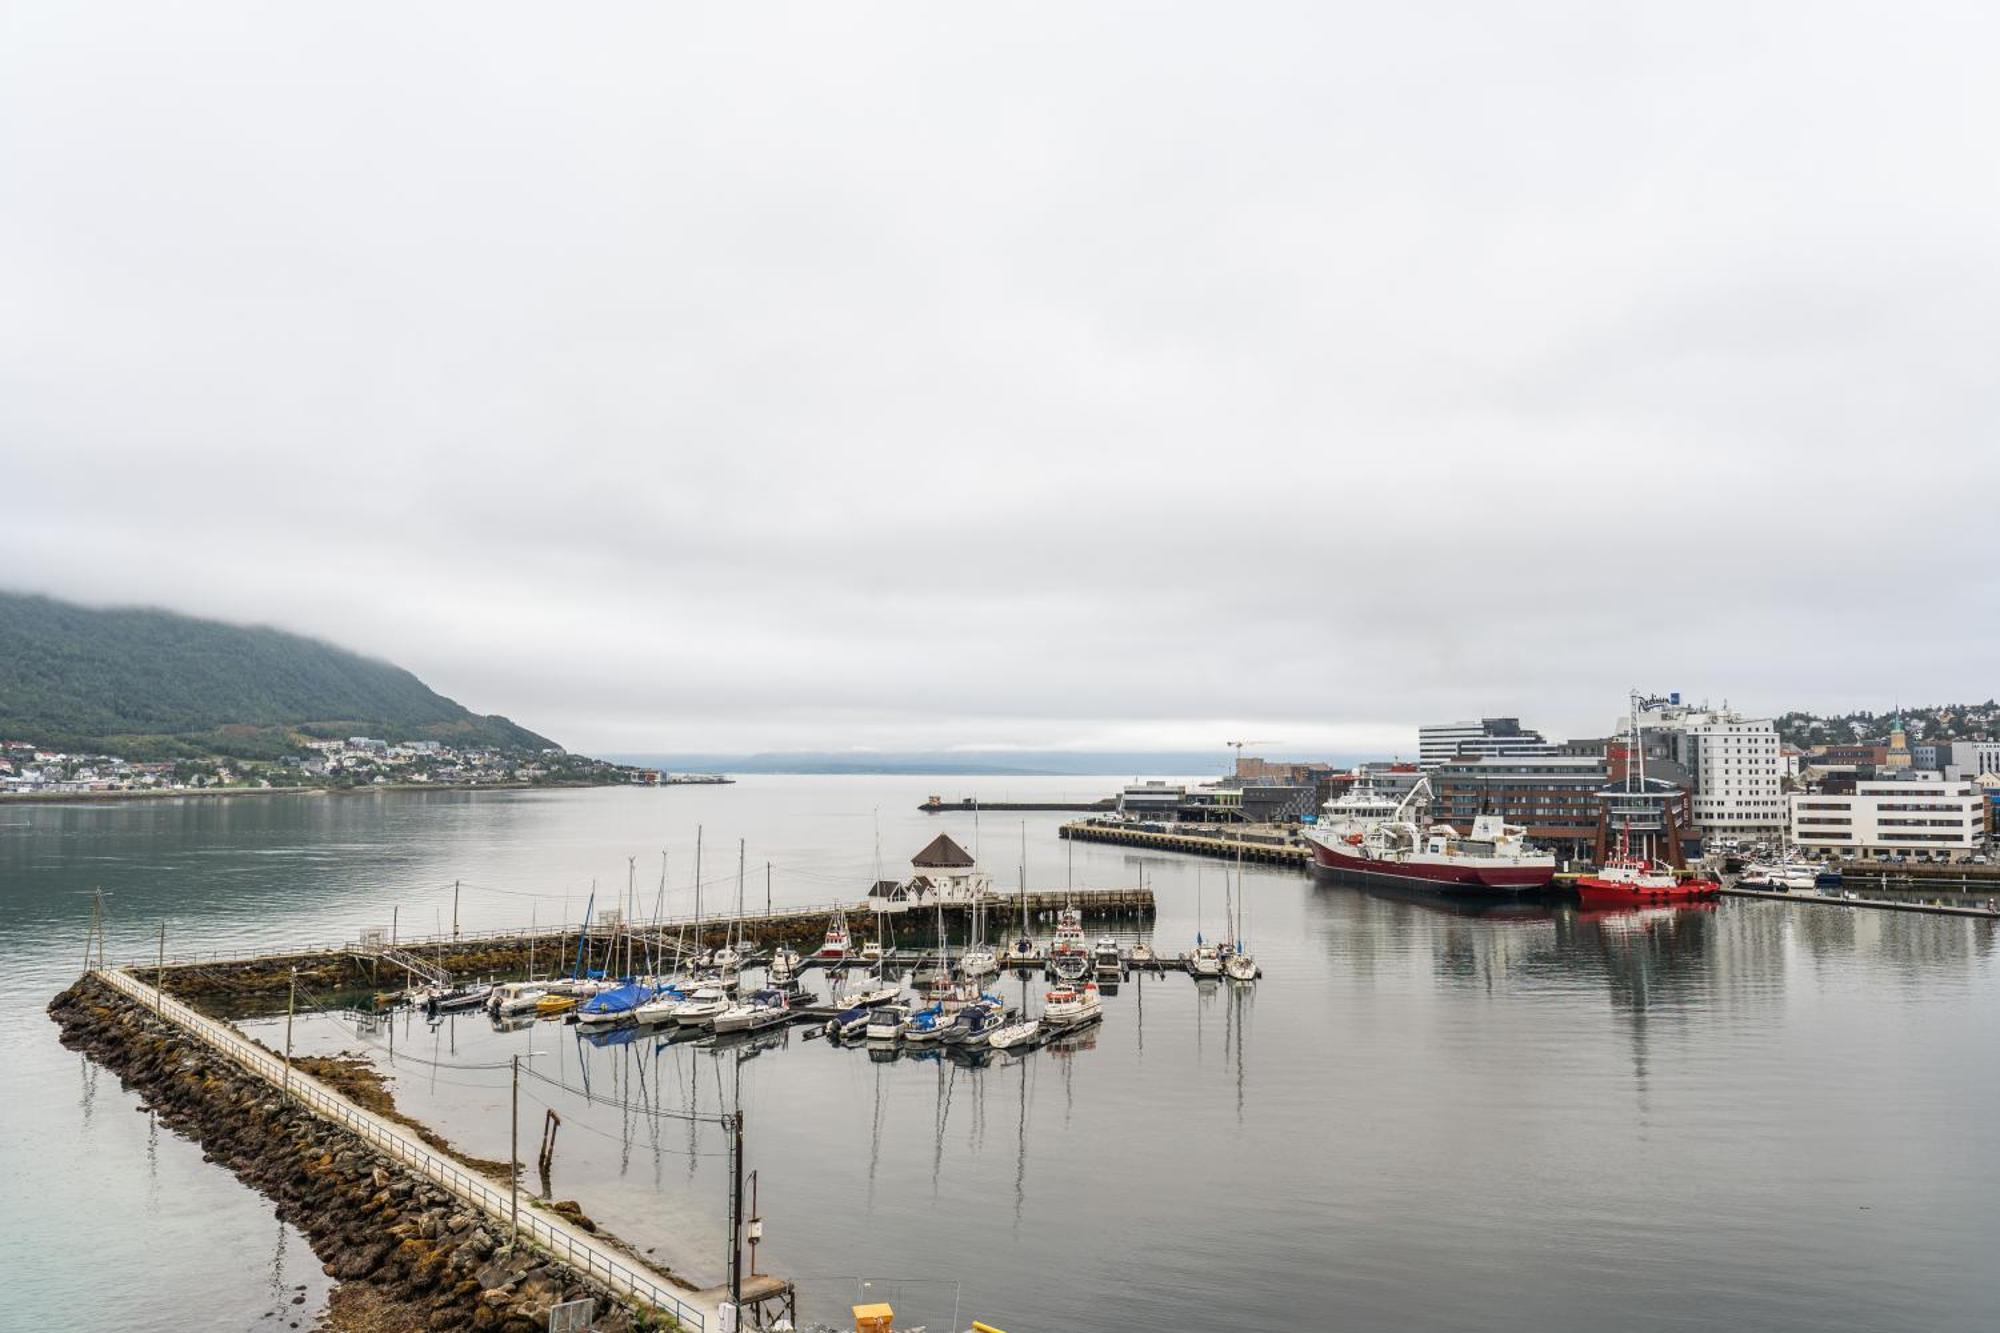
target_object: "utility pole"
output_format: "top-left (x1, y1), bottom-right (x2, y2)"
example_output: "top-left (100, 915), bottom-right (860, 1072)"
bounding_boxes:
top-left (729, 1108), bottom-right (745, 1310)
top-left (509, 1050), bottom-right (545, 1249)
top-left (157, 921), bottom-right (166, 1012)
top-left (452, 880), bottom-right (461, 939)
top-left (82, 891), bottom-right (100, 976)
top-left (511, 1052), bottom-right (522, 1247)
top-left (283, 966), bottom-right (297, 1097)
top-left (391, 905), bottom-right (398, 949)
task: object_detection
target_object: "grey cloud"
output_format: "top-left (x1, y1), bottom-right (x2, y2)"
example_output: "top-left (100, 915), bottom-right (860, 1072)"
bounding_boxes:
top-left (4, 2), bottom-right (1997, 754)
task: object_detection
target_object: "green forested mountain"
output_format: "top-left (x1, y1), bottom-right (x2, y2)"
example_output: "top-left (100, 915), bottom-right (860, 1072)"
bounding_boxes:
top-left (0, 592), bottom-right (555, 759)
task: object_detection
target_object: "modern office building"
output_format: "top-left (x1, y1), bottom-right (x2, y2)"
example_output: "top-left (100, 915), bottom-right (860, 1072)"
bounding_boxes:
top-left (1417, 718), bottom-right (1554, 770)
top-left (1946, 741), bottom-right (2000, 780)
top-left (1635, 702), bottom-right (1785, 841)
top-left (1430, 755), bottom-right (1608, 859)
top-left (1789, 773), bottom-right (1987, 859)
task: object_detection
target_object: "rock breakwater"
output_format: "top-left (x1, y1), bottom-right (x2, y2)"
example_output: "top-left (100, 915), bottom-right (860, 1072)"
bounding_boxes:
top-left (49, 975), bottom-right (680, 1332)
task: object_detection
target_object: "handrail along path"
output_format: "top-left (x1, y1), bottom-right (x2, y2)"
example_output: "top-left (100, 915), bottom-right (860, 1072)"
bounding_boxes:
top-left (91, 966), bottom-right (712, 1332)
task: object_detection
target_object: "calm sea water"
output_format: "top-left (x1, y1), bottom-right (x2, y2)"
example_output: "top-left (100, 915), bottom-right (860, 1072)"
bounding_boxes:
top-left (5, 778), bottom-right (2000, 1332)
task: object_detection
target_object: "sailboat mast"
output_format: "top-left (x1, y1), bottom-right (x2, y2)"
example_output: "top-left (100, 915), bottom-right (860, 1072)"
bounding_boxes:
top-left (1019, 821), bottom-right (1029, 941)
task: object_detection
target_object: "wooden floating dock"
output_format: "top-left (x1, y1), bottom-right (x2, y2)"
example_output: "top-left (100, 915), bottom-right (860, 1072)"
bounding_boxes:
top-left (1059, 819), bottom-right (1312, 868)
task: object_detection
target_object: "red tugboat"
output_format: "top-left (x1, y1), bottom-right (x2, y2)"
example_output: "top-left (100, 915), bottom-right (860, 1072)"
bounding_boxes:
top-left (1574, 845), bottom-right (1721, 906)
top-left (1575, 689), bottom-right (1721, 906)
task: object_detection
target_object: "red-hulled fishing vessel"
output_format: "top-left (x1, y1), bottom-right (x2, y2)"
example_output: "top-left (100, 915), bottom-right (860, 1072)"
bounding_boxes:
top-left (1303, 775), bottom-right (1557, 896)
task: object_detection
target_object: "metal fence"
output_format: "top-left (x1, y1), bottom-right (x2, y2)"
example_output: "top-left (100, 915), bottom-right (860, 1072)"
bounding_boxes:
top-left (92, 966), bottom-right (706, 1332)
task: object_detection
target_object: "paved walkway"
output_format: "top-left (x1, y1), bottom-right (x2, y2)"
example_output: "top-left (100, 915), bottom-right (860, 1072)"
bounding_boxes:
top-left (93, 967), bottom-right (717, 1331)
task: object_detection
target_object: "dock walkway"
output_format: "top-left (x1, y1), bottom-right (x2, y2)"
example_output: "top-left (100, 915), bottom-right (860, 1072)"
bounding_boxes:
top-left (92, 966), bottom-right (720, 1331)
top-left (1060, 819), bottom-right (1312, 868)
top-left (1720, 885), bottom-right (2000, 918)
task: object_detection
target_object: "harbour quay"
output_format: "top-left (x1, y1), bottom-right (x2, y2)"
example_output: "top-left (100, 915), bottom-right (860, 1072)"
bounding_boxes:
top-left (1059, 817), bottom-right (1312, 868)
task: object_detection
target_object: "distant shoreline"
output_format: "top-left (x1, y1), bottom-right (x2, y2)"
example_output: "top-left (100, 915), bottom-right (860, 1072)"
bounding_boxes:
top-left (0, 780), bottom-right (627, 805)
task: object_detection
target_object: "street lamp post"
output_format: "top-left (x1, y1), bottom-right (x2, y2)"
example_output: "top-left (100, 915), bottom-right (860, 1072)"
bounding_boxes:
top-left (283, 966), bottom-right (297, 1097)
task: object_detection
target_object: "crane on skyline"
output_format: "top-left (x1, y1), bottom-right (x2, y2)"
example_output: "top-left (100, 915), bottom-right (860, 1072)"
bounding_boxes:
top-left (1225, 739), bottom-right (1275, 774)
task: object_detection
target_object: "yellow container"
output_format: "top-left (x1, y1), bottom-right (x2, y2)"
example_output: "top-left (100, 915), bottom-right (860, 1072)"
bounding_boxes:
top-left (852, 1302), bottom-right (895, 1333)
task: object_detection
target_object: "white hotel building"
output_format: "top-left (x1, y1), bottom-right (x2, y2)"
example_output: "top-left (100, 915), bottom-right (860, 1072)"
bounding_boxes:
top-left (1791, 774), bottom-right (1987, 859)
top-left (1635, 703), bottom-right (1786, 841)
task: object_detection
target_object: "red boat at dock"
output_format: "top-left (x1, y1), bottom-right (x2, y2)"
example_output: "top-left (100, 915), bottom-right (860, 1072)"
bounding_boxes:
top-left (1573, 853), bottom-right (1720, 906)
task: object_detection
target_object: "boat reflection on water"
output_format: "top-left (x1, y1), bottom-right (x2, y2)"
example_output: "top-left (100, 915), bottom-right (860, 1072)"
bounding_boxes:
top-left (580, 1023), bottom-right (641, 1050)
top-left (1575, 901), bottom-right (1719, 929)
top-left (698, 1026), bottom-right (790, 1060)
top-left (1355, 878), bottom-right (1560, 921)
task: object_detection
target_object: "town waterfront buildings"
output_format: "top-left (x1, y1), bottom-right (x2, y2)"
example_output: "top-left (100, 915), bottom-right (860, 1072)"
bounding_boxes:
top-left (1790, 773), bottom-right (1987, 860)
top-left (1417, 718), bottom-right (1554, 770)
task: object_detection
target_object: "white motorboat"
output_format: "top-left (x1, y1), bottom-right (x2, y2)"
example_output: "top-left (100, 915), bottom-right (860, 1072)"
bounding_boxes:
top-left (1092, 937), bottom-right (1122, 975)
top-left (422, 982), bottom-right (493, 1015)
top-left (486, 981), bottom-right (548, 1016)
top-left (823, 1003), bottom-right (872, 1040)
top-left (671, 984), bottom-right (733, 1027)
top-left (631, 983), bottom-right (693, 1025)
top-left (714, 989), bottom-right (792, 1034)
top-left (768, 946), bottom-right (802, 981)
top-left (942, 999), bottom-right (1012, 1046)
top-left (1129, 942), bottom-right (1155, 966)
top-left (865, 1003), bottom-right (909, 1041)
top-left (1041, 981), bottom-right (1103, 1030)
top-left (987, 1018), bottom-right (1042, 1051)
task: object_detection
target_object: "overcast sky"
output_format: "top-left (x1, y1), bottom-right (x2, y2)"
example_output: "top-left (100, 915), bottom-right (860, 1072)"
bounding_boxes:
top-left (4, 3), bottom-right (1997, 757)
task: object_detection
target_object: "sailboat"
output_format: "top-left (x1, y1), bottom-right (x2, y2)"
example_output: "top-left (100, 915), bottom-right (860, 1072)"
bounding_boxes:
top-left (709, 841), bottom-right (748, 975)
top-left (921, 889), bottom-right (974, 1009)
top-left (1224, 845), bottom-right (1258, 981)
top-left (960, 880), bottom-right (998, 979)
top-left (1008, 824), bottom-right (1036, 965)
top-left (1184, 868), bottom-right (1216, 972)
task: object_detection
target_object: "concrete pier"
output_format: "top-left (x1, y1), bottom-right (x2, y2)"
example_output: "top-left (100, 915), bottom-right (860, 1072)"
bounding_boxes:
top-left (1060, 819), bottom-right (1312, 868)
